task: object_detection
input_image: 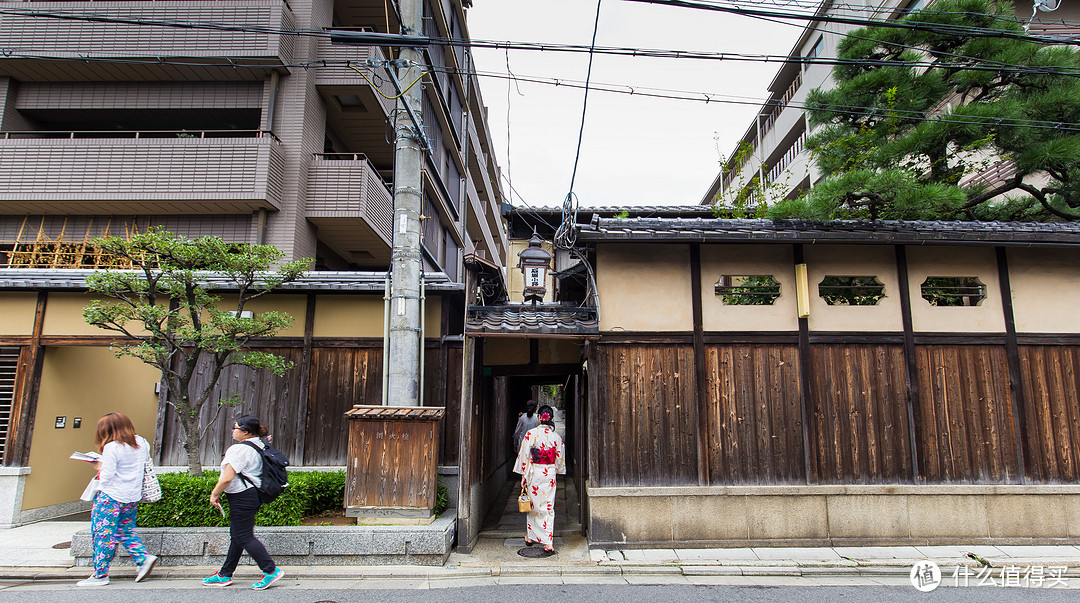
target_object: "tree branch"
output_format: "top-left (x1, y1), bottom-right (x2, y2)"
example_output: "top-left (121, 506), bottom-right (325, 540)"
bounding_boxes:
top-left (1018, 183), bottom-right (1080, 221)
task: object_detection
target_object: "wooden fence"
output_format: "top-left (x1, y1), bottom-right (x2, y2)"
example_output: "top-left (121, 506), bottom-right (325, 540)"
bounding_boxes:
top-left (158, 343), bottom-right (461, 467)
top-left (591, 341), bottom-right (1080, 487)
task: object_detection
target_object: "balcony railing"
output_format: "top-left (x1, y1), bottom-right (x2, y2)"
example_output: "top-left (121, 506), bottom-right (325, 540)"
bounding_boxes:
top-left (0, 0), bottom-right (294, 72)
top-left (307, 153), bottom-right (394, 245)
top-left (0, 130), bottom-right (284, 213)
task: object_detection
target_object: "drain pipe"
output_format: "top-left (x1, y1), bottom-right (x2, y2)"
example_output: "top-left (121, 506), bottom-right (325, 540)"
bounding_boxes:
top-left (419, 279), bottom-right (426, 403)
top-left (382, 272), bottom-right (391, 406)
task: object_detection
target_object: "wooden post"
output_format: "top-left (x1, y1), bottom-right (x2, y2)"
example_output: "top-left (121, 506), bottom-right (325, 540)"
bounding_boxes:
top-left (456, 334), bottom-right (476, 551)
top-left (793, 245), bottom-right (814, 484)
top-left (5, 291), bottom-right (46, 466)
top-left (996, 246), bottom-right (1028, 483)
top-left (293, 293), bottom-right (316, 465)
top-left (586, 340), bottom-right (600, 488)
top-left (894, 245), bottom-right (922, 483)
top-left (689, 244), bottom-right (710, 486)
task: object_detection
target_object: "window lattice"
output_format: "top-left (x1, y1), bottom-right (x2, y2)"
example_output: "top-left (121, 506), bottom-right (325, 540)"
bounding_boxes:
top-left (0, 348), bottom-right (19, 462)
top-left (921, 277), bottom-right (986, 307)
top-left (818, 276), bottom-right (886, 306)
top-left (715, 275), bottom-right (781, 305)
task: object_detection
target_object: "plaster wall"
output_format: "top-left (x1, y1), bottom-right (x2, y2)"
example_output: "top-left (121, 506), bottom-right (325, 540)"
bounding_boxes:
top-left (1007, 248), bottom-right (1080, 334)
top-left (699, 244), bottom-right (798, 332)
top-left (482, 338), bottom-right (529, 366)
top-left (538, 339), bottom-right (581, 364)
top-left (0, 292), bottom-right (36, 335)
top-left (22, 346), bottom-right (159, 511)
top-left (597, 244), bottom-right (693, 332)
top-left (221, 294), bottom-right (307, 337)
top-left (588, 485), bottom-right (1080, 546)
top-left (905, 246), bottom-right (1004, 333)
top-left (804, 245), bottom-right (903, 332)
top-left (312, 295), bottom-right (441, 338)
top-left (41, 293), bottom-right (127, 336)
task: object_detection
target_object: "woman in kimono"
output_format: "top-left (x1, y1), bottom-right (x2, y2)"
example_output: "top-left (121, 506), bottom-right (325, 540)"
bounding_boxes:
top-left (514, 404), bottom-right (565, 556)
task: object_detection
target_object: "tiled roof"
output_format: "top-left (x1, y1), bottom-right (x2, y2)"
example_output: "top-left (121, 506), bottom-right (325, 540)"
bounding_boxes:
top-left (0, 269), bottom-right (464, 292)
top-left (514, 205), bottom-right (715, 218)
top-left (465, 304), bottom-right (599, 337)
top-left (577, 218), bottom-right (1080, 245)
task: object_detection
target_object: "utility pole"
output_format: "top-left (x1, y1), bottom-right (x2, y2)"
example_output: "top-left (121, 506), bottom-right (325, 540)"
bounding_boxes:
top-left (386, 0), bottom-right (426, 407)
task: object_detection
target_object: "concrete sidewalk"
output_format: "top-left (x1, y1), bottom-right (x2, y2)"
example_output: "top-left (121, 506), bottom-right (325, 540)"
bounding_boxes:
top-left (2, 519), bottom-right (1080, 586)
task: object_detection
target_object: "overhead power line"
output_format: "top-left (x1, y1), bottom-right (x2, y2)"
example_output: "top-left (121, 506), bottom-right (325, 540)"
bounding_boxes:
top-left (615, 0), bottom-right (1080, 44)
top-left (439, 66), bottom-right (1080, 133)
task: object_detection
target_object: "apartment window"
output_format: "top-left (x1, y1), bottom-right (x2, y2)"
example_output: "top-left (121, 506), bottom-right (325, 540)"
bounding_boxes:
top-left (900, 0), bottom-right (927, 16)
top-left (921, 277), bottom-right (986, 306)
top-left (819, 276), bottom-right (886, 306)
top-left (0, 347), bottom-right (18, 462)
top-left (805, 36), bottom-right (825, 61)
top-left (716, 275), bottom-right (781, 305)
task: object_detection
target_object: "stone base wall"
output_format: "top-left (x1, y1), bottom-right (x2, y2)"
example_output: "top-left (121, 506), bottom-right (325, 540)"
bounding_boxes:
top-left (71, 510), bottom-right (456, 566)
top-left (587, 485), bottom-right (1080, 548)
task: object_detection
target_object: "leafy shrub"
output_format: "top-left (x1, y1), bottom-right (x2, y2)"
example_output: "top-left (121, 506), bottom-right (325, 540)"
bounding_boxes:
top-left (138, 470), bottom-right (346, 528)
top-left (434, 483), bottom-right (448, 517)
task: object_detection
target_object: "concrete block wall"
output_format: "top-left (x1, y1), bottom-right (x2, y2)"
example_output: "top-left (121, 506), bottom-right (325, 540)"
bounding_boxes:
top-left (587, 485), bottom-right (1080, 548)
top-left (70, 510), bottom-right (456, 566)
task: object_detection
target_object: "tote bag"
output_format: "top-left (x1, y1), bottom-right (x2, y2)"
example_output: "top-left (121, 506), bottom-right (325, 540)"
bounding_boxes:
top-left (141, 457), bottom-right (162, 503)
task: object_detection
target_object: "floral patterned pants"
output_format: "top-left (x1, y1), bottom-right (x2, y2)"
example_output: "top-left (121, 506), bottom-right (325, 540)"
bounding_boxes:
top-left (91, 491), bottom-right (149, 578)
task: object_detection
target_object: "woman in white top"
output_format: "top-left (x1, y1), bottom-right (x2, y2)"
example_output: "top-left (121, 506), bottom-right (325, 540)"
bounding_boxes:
top-left (78, 412), bottom-right (158, 587)
top-left (204, 414), bottom-right (283, 590)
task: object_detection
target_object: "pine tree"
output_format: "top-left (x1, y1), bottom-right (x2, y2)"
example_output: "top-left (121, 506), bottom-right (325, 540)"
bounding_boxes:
top-left (769, 0), bottom-right (1080, 221)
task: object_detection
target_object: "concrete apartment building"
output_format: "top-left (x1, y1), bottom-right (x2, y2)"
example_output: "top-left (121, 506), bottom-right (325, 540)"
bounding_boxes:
top-left (0, 0), bottom-right (512, 525)
top-left (0, 0), bottom-right (507, 274)
top-left (701, 0), bottom-right (1080, 208)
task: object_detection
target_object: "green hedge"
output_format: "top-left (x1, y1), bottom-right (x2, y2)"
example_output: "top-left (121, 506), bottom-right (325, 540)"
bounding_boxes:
top-left (137, 470), bottom-right (448, 527)
top-left (138, 470), bottom-right (346, 527)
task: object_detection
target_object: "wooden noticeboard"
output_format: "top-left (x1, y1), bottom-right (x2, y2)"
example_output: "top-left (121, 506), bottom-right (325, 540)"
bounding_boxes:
top-left (344, 406), bottom-right (445, 512)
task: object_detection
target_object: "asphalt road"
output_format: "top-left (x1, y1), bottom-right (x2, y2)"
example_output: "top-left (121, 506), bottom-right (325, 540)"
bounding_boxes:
top-left (0, 582), bottom-right (1076, 602)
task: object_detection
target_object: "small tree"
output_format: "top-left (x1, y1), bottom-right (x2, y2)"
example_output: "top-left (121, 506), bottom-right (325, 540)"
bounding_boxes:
top-left (82, 228), bottom-right (311, 475)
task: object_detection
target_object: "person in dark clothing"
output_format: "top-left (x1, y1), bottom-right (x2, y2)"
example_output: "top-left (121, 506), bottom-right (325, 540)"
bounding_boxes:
top-left (513, 400), bottom-right (540, 454)
top-left (204, 415), bottom-right (284, 590)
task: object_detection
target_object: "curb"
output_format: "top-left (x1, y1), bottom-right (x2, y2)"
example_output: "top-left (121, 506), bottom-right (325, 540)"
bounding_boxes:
top-left (5, 559), bottom-right (1080, 582)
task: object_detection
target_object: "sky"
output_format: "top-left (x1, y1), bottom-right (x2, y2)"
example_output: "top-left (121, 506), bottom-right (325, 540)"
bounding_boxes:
top-left (463, 0), bottom-right (806, 209)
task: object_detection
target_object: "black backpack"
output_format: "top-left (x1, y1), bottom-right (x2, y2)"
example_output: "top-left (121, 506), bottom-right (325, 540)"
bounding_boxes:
top-left (238, 439), bottom-right (289, 504)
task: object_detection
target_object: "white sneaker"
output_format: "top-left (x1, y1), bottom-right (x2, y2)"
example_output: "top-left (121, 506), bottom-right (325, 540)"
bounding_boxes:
top-left (77, 575), bottom-right (110, 587)
top-left (135, 554), bottom-right (158, 583)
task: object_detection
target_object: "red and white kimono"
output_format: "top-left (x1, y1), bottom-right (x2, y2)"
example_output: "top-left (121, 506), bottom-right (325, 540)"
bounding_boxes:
top-left (513, 424), bottom-right (566, 547)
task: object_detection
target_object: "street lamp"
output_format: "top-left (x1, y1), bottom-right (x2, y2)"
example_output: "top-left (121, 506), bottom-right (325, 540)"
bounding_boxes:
top-left (517, 231), bottom-right (553, 305)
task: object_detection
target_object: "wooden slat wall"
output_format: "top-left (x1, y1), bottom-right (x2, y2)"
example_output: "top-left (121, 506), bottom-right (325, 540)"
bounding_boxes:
top-left (1019, 345), bottom-right (1080, 482)
top-left (304, 347), bottom-right (382, 465)
top-left (808, 344), bottom-right (911, 484)
top-left (916, 345), bottom-right (1020, 483)
top-left (159, 347), bottom-right (305, 466)
top-left (593, 344), bottom-right (699, 486)
top-left (160, 344), bottom-right (458, 467)
top-left (704, 344), bottom-right (804, 484)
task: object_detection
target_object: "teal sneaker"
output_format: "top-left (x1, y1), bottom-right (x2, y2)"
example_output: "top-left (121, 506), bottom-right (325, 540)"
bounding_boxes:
top-left (202, 572), bottom-right (232, 587)
top-left (251, 568), bottom-right (283, 590)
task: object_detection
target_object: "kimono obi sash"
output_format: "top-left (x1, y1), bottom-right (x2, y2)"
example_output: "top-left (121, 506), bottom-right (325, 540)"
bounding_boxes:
top-left (530, 445), bottom-right (557, 465)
